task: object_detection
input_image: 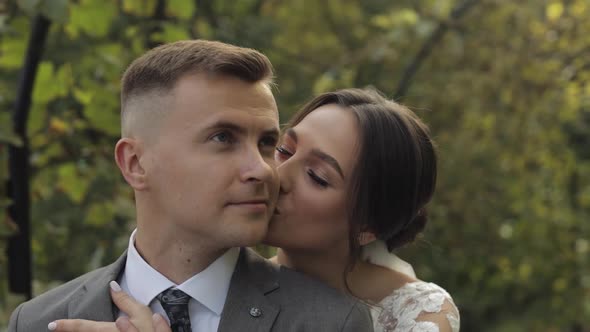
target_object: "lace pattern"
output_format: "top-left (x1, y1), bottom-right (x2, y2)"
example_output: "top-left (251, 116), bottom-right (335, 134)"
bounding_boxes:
top-left (371, 281), bottom-right (460, 332)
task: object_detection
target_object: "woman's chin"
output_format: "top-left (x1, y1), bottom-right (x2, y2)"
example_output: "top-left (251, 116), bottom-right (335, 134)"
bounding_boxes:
top-left (261, 220), bottom-right (283, 246)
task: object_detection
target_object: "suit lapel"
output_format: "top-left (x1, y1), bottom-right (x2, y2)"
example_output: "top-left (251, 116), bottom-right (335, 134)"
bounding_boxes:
top-left (217, 248), bottom-right (280, 332)
top-left (68, 253), bottom-right (127, 321)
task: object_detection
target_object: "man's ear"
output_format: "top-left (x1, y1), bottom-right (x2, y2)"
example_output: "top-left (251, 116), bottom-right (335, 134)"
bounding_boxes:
top-left (114, 138), bottom-right (148, 190)
top-left (359, 231), bottom-right (377, 246)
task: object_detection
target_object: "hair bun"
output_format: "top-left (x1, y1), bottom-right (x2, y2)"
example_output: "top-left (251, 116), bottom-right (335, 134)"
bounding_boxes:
top-left (385, 209), bottom-right (429, 251)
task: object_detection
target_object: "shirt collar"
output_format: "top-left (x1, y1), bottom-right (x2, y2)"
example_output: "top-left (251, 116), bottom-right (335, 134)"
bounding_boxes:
top-left (123, 229), bottom-right (240, 315)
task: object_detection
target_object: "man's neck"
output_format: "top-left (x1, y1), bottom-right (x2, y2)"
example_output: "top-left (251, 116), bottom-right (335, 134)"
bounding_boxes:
top-left (135, 227), bottom-right (227, 284)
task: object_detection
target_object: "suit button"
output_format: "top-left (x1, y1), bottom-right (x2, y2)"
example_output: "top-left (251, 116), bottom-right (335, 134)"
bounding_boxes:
top-left (249, 307), bottom-right (262, 318)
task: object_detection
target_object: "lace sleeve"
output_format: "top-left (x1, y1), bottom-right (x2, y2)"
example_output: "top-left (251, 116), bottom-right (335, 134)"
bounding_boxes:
top-left (371, 281), bottom-right (460, 332)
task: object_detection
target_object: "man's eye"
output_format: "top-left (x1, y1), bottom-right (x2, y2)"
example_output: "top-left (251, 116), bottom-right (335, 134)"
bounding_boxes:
top-left (211, 132), bottom-right (234, 143)
top-left (260, 136), bottom-right (278, 148)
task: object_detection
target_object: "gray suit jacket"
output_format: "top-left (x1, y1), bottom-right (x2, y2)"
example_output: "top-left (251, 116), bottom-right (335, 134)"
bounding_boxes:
top-left (8, 248), bottom-right (373, 331)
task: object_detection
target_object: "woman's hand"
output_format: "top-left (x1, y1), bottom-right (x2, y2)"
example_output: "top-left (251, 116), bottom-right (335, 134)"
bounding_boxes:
top-left (49, 281), bottom-right (171, 332)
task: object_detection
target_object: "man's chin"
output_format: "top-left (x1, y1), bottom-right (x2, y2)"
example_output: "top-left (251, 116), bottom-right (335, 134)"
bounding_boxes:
top-left (233, 220), bottom-right (269, 246)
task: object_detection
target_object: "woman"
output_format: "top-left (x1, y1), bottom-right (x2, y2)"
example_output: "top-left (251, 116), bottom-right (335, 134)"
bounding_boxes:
top-left (53, 88), bottom-right (459, 332)
top-left (265, 88), bottom-right (459, 332)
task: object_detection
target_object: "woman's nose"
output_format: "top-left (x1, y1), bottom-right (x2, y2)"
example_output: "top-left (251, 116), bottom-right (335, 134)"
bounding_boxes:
top-left (277, 159), bottom-right (294, 194)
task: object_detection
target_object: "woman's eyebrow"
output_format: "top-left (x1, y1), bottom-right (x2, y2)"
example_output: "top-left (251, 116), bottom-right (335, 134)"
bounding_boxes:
top-left (286, 127), bottom-right (344, 179)
top-left (311, 148), bottom-right (345, 179)
top-left (285, 128), bottom-right (298, 142)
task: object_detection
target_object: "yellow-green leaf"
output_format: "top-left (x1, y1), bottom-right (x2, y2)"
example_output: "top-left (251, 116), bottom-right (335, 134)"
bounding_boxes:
top-left (546, 2), bottom-right (564, 21)
top-left (57, 163), bottom-right (89, 203)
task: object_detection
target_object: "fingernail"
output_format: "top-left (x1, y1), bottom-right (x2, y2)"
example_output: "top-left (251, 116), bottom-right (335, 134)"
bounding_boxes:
top-left (110, 280), bottom-right (122, 292)
top-left (115, 317), bottom-right (131, 330)
top-left (48, 321), bottom-right (57, 330)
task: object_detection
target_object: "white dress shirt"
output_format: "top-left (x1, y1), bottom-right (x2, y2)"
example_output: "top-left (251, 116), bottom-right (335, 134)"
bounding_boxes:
top-left (117, 230), bottom-right (239, 332)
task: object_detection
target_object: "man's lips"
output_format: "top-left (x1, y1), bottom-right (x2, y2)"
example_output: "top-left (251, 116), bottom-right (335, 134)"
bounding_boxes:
top-left (229, 199), bottom-right (268, 205)
top-left (227, 199), bottom-right (269, 213)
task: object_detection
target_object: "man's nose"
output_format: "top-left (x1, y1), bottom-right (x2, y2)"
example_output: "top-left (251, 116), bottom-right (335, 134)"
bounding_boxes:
top-left (239, 149), bottom-right (276, 184)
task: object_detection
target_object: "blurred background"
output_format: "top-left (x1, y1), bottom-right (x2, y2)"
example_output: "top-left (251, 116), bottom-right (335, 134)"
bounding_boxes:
top-left (1, 0), bottom-right (589, 330)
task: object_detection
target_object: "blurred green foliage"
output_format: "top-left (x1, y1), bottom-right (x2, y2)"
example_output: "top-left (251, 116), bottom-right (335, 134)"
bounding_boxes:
top-left (1, 0), bottom-right (589, 330)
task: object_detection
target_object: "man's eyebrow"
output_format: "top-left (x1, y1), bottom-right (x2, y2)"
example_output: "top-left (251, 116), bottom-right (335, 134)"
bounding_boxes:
top-left (205, 121), bottom-right (247, 134)
top-left (206, 121), bottom-right (279, 138)
top-left (263, 127), bottom-right (280, 138)
top-left (286, 128), bottom-right (344, 179)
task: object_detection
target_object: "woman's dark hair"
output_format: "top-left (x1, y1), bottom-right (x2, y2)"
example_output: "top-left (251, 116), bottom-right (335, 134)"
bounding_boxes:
top-left (286, 88), bottom-right (437, 266)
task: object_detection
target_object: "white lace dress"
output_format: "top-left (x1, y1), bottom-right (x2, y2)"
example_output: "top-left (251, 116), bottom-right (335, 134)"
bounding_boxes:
top-left (361, 241), bottom-right (460, 332)
top-left (371, 281), bottom-right (460, 332)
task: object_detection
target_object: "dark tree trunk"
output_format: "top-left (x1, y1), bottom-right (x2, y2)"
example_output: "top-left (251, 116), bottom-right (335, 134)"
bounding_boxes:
top-left (7, 14), bottom-right (51, 299)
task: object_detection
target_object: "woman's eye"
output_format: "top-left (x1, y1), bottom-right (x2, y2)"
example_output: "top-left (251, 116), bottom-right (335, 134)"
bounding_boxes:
top-left (307, 169), bottom-right (329, 188)
top-left (212, 132), bottom-right (234, 143)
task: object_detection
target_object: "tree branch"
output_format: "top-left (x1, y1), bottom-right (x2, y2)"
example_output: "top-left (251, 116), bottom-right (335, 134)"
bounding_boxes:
top-left (7, 14), bottom-right (51, 299)
top-left (145, 0), bottom-right (167, 49)
top-left (195, 0), bottom-right (219, 30)
top-left (394, 0), bottom-right (481, 100)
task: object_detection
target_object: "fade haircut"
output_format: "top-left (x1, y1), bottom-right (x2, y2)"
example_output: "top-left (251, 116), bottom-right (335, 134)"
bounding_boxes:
top-left (120, 40), bottom-right (275, 137)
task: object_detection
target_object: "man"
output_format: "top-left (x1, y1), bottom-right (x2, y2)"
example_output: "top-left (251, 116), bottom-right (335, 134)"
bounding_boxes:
top-left (8, 40), bottom-right (372, 332)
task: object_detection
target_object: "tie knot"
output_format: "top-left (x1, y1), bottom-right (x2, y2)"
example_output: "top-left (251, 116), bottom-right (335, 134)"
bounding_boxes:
top-left (157, 288), bottom-right (192, 332)
top-left (157, 288), bottom-right (191, 306)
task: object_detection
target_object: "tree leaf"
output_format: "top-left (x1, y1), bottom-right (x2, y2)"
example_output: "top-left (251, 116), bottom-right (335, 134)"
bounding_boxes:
top-left (83, 90), bottom-right (121, 136)
top-left (39, 0), bottom-right (69, 23)
top-left (16, 0), bottom-right (42, 13)
top-left (152, 23), bottom-right (190, 43)
top-left (69, 0), bottom-right (116, 38)
top-left (57, 163), bottom-right (89, 203)
top-left (167, 0), bottom-right (195, 20)
top-left (546, 2), bottom-right (564, 21)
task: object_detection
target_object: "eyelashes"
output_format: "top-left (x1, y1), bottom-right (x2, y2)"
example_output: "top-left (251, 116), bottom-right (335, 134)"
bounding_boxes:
top-left (275, 146), bottom-right (293, 158)
top-left (307, 169), bottom-right (329, 187)
top-left (211, 131), bottom-right (235, 144)
top-left (210, 131), bottom-right (277, 154)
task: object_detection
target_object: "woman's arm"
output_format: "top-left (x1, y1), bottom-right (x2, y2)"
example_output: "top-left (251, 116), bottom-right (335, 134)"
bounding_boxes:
top-left (414, 298), bottom-right (460, 332)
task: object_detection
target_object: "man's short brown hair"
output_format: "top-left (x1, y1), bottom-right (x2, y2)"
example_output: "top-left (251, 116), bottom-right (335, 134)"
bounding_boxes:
top-left (120, 39), bottom-right (274, 137)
